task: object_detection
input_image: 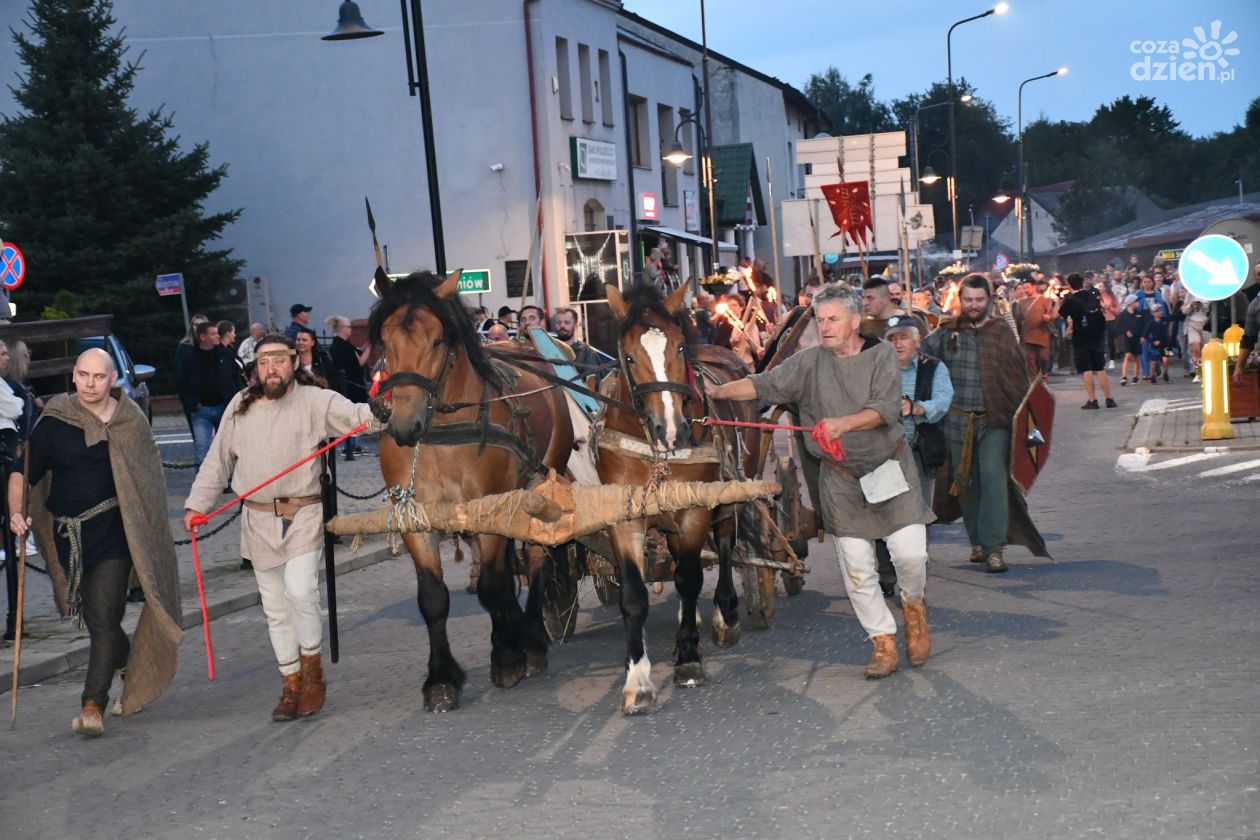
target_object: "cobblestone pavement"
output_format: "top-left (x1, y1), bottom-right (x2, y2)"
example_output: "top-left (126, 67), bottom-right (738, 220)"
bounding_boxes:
top-left (2, 380), bottom-right (1257, 840)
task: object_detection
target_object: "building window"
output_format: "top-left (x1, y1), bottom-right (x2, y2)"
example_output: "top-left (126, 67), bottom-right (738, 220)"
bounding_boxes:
top-left (583, 199), bottom-right (605, 232)
top-left (505, 259), bottom-right (531, 298)
top-left (555, 38), bottom-right (573, 121)
top-left (578, 44), bottom-right (594, 124)
top-left (678, 108), bottom-right (695, 176)
top-left (629, 96), bottom-right (650, 169)
top-left (657, 104), bottom-right (677, 206)
top-left (598, 50), bottom-right (614, 127)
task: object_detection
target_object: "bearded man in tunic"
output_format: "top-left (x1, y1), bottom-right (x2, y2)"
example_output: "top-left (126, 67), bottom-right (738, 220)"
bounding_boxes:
top-left (9, 349), bottom-right (182, 736)
top-left (183, 335), bottom-right (377, 721)
top-left (707, 283), bottom-right (933, 679)
top-left (921, 274), bottom-right (1049, 572)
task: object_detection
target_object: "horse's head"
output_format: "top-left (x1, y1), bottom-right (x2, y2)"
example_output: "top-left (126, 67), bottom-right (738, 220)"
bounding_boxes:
top-left (368, 269), bottom-right (489, 447)
top-left (606, 282), bottom-right (697, 452)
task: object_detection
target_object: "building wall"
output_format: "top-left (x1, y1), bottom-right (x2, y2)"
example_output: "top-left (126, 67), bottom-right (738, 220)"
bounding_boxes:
top-left (0, 0), bottom-right (803, 328)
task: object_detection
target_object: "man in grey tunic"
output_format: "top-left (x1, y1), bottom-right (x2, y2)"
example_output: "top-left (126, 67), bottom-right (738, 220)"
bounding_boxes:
top-left (708, 284), bottom-right (933, 679)
top-left (183, 335), bottom-right (377, 721)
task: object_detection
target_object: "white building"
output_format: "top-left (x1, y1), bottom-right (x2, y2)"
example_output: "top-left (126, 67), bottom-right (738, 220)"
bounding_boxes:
top-left (0, 0), bottom-right (817, 349)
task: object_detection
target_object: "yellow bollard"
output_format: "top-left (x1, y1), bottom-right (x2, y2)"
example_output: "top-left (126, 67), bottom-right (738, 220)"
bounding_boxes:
top-left (1201, 339), bottom-right (1234, 440)
top-left (1223, 323), bottom-right (1244, 358)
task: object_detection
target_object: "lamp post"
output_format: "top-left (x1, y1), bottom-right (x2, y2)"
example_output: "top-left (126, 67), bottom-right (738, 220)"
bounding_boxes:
top-left (663, 116), bottom-right (719, 281)
top-left (323, 0), bottom-right (447, 274)
top-left (1017, 66), bottom-right (1067, 261)
top-left (909, 95), bottom-right (970, 186)
top-left (947, 2), bottom-right (1008, 251)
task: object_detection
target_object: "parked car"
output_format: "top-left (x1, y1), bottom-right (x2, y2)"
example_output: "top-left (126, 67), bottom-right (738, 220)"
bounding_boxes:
top-left (76, 335), bottom-right (157, 421)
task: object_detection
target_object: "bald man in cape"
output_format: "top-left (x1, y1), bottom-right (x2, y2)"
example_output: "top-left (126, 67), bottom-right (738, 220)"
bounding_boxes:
top-left (9, 349), bottom-right (182, 736)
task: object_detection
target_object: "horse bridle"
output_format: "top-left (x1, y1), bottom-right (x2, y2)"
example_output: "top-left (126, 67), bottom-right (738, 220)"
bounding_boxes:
top-left (369, 343), bottom-right (458, 429)
top-left (617, 334), bottom-right (708, 451)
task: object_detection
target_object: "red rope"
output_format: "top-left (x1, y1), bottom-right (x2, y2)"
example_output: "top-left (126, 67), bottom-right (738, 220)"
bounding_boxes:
top-left (703, 417), bottom-right (846, 463)
top-left (186, 422), bottom-right (369, 680)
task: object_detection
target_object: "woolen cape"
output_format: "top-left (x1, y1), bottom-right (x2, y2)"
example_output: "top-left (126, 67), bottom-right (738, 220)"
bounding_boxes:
top-left (928, 315), bottom-right (1050, 558)
top-left (30, 391), bottom-right (183, 716)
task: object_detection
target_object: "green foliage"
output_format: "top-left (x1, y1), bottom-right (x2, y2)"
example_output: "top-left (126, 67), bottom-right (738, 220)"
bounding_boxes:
top-left (803, 69), bottom-right (896, 135)
top-left (0, 0), bottom-right (242, 376)
top-left (41, 289), bottom-right (84, 320)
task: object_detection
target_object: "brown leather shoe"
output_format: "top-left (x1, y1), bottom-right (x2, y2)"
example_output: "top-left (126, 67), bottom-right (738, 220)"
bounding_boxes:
top-left (968, 545), bottom-right (984, 563)
top-left (72, 700), bottom-right (105, 736)
top-left (985, 548), bottom-right (1008, 573)
top-left (297, 652), bottom-right (326, 718)
top-left (863, 634), bottom-right (899, 679)
top-left (271, 672), bottom-right (303, 721)
top-left (901, 597), bottom-right (931, 666)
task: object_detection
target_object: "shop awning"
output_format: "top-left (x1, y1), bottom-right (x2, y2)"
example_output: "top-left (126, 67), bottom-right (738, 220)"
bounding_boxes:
top-left (641, 224), bottom-right (737, 251)
top-left (710, 143), bottom-right (766, 227)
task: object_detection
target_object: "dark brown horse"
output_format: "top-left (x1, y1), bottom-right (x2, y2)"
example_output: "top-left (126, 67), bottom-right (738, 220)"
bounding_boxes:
top-left (598, 282), bottom-right (763, 714)
top-left (368, 270), bottom-right (574, 711)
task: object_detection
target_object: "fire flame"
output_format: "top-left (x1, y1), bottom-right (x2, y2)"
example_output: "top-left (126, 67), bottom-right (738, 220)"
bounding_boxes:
top-left (941, 281), bottom-right (960, 314)
top-left (714, 301), bottom-right (744, 330)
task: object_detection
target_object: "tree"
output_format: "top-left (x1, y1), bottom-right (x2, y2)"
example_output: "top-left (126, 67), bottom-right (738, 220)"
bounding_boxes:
top-left (803, 68), bottom-right (895, 136)
top-left (0, 0), bottom-right (241, 367)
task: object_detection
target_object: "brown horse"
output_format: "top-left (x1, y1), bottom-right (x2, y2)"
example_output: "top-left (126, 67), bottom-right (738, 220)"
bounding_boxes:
top-left (597, 282), bottom-right (763, 714)
top-left (368, 270), bottom-right (574, 711)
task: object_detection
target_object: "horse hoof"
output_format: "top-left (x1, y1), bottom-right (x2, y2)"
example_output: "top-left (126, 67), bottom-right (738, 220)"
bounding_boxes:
top-left (424, 684), bottom-right (460, 713)
top-left (710, 610), bottom-right (742, 648)
top-left (673, 662), bottom-right (705, 687)
top-left (621, 690), bottom-right (655, 715)
top-left (525, 650), bottom-right (548, 677)
top-left (491, 655), bottom-right (527, 690)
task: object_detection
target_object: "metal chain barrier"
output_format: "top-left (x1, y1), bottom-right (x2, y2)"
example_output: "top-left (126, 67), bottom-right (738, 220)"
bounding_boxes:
top-left (336, 483), bottom-right (387, 500)
top-left (173, 505), bottom-right (243, 546)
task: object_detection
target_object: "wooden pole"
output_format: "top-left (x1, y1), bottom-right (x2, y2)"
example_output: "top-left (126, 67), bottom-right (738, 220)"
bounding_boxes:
top-left (765, 156), bottom-right (783, 289)
top-left (9, 440), bottom-right (30, 727)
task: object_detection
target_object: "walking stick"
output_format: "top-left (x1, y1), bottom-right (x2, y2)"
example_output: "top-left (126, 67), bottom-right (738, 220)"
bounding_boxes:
top-left (321, 445), bottom-right (339, 664)
top-left (10, 440), bottom-right (30, 728)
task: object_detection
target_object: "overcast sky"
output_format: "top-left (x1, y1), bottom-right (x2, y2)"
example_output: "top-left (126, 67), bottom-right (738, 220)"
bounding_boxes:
top-left (625, 0), bottom-right (1257, 138)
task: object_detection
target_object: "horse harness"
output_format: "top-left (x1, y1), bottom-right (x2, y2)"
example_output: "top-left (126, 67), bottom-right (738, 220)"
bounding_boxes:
top-left (371, 345), bottom-right (543, 478)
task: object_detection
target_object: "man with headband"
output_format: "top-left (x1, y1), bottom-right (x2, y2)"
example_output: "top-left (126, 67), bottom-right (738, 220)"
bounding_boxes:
top-left (183, 334), bottom-right (378, 722)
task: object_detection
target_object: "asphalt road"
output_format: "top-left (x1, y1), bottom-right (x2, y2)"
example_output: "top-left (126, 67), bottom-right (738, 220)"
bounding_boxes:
top-left (2, 378), bottom-right (1256, 840)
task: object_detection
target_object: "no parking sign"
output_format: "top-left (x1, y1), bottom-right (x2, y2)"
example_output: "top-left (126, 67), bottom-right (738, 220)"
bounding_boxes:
top-left (0, 241), bottom-right (25, 291)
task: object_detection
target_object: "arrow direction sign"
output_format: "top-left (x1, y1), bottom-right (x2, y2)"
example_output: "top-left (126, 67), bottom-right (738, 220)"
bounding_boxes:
top-left (1179, 234), bottom-right (1248, 301)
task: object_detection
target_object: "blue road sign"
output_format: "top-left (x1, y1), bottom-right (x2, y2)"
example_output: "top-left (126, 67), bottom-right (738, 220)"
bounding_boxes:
top-left (155, 272), bottom-right (184, 297)
top-left (1179, 234), bottom-right (1249, 302)
top-left (993, 253), bottom-right (1009, 272)
top-left (1, 242), bottom-right (26, 290)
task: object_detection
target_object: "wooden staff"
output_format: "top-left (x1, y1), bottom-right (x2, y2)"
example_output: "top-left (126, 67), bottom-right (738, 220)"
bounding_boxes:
top-left (10, 438), bottom-right (30, 727)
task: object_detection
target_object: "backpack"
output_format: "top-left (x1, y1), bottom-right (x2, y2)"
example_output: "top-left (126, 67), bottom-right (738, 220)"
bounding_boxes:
top-left (911, 355), bottom-right (948, 474)
top-left (1073, 290), bottom-right (1106, 341)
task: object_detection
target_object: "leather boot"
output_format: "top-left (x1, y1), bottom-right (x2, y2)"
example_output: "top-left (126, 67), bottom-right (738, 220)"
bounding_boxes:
top-left (297, 652), bottom-right (327, 718)
top-left (985, 548), bottom-right (1008, 574)
top-left (72, 700), bottom-right (105, 736)
top-left (271, 672), bottom-right (303, 721)
top-left (968, 545), bottom-right (984, 563)
top-left (901, 597), bottom-right (931, 666)
top-left (863, 634), bottom-right (899, 680)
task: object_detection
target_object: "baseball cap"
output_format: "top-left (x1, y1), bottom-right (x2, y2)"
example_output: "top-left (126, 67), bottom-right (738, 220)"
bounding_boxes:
top-left (290, 303), bottom-right (313, 317)
top-left (884, 315), bottom-right (918, 337)
top-left (1123, 294), bottom-right (1138, 306)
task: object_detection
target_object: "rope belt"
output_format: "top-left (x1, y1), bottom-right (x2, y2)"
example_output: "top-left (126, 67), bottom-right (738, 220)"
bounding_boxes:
top-left (948, 407), bottom-right (987, 500)
top-left (54, 496), bottom-right (120, 622)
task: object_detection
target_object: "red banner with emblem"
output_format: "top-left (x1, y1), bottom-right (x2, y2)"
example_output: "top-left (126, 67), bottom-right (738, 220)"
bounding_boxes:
top-left (820, 181), bottom-right (873, 246)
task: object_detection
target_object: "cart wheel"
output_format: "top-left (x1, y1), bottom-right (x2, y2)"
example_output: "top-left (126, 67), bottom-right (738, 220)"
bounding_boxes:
top-left (542, 544), bottom-right (582, 642)
top-left (593, 572), bottom-right (620, 607)
top-left (782, 571), bottom-right (805, 597)
top-left (739, 561), bottom-right (773, 630)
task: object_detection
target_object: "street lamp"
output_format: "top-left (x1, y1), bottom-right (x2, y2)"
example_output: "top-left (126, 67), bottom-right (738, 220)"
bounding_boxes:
top-left (1017, 66), bottom-right (1067, 261)
top-left (909, 94), bottom-right (971, 187)
top-left (662, 115), bottom-right (720, 277)
top-left (323, 1), bottom-right (447, 274)
top-left (947, 3), bottom-right (1008, 251)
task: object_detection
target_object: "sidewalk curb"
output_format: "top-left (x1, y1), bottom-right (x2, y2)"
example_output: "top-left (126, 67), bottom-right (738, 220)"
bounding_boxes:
top-left (1, 542), bottom-right (397, 694)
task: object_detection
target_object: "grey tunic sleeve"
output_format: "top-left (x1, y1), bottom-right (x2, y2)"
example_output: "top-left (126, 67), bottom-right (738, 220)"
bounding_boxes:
top-left (864, 344), bottom-right (902, 431)
top-left (748, 347), bottom-right (814, 406)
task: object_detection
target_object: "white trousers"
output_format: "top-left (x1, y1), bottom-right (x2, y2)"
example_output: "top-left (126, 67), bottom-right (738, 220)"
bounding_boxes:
top-left (833, 524), bottom-right (928, 638)
top-left (253, 550), bottom-right (323, 674)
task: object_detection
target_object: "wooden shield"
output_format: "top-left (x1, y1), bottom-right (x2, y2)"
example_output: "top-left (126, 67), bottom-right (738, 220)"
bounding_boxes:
top-left (1010, 378), bottom-right (1056, 494)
